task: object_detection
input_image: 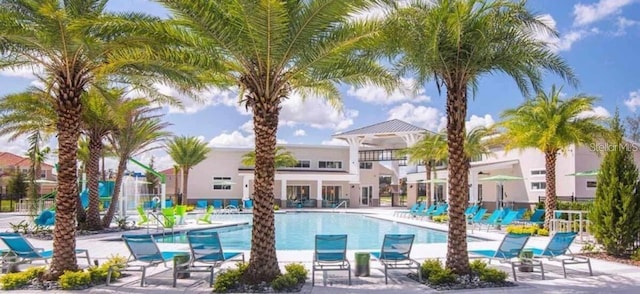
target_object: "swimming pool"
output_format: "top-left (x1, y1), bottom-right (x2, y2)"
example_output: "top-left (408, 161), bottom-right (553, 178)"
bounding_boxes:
top-left (155, 212), bottom-right (482, 250)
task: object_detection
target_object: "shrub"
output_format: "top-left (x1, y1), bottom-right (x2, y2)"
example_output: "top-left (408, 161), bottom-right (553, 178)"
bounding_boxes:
top-left (432, 215), bottom-right (448, 223)
top-left (213, 262), bottom-right (248, 293)
top-left (505, 225), bottom-right (538, 235)
top-left (59, 270), bottom-right (92, 290)
top-left (478, 267), bottom-right (508, 283)
top-left (420, 259), bottom-right (443, 279)
top-left (284, 263), bottom-right (307, 284)
top-left (590, 113), bottom-right (640, 256)
top-left (273, 204), bottom-right (280, 211)
top-left (580, 242), bottom-right (597, 253)
top-left (428, 268), bottom-right (457, 285)
top-left (185, 205), bottom-right (196, 212)
top-left (103, 254), bottom-right (128, 271)
top-left (631, 249), bottom-right (640, 261)
top-left (469, 259), bottom-right (487, 274)
top-left (537, 228), bottom-right (550, 236)
top-left (0, 266), bottom-right (46, 290)
top-left (271, 274), bottom-right (298, 292)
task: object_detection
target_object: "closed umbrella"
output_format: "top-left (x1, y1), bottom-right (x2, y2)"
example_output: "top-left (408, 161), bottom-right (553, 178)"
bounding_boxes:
top-left (479, 175), bottom-right (523, 208)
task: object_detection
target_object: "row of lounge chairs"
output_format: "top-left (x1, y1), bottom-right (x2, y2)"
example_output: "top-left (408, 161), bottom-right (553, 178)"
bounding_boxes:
top-left (394, 202), bottom-right (449, 219)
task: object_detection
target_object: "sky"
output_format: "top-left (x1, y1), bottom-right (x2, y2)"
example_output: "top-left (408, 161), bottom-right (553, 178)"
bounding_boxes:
top-left (0, 0), bottom-right (639, 173)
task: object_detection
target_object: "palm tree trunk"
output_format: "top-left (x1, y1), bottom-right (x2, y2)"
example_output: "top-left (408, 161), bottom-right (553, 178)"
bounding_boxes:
top-left (174, 167), bottom-right (180, 203)
top-left (102, 158), bottom-right (127, 228)
top-left (543, 151), bottom-right (557, 230)
top-left (84, 135), bottom-right (103, 230)
top-left (181, 169), bottom-right (189, 205)
top-left (425, 161), bottom-right (432, 207)
top-left (101, 155), bottom-right (106, 181)
top-left (445, 86), bottom-right (470, 275)
top-left (45, 83), bottom-right (83, 280)
top-left (242, 98), bottom-right (281, 283)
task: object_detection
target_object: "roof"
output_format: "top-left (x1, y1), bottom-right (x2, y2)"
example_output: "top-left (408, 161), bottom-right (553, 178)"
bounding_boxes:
top-left (0, 152), bottom-right (54, 168)
top-left (333, 119), bottom-right (426, 137)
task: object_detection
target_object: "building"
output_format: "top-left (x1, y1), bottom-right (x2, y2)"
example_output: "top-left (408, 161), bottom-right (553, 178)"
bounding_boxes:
top-left (181, 119), bottom-right (629, 209)
top-left (0, 151), bottom-right (57, 195)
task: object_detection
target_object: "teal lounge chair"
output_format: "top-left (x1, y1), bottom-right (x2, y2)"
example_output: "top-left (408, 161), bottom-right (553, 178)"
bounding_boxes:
top-left (109, 234), bottom-right (186, 287)
top-left (0, 232), bottom-right (91, 266)
top-left (467, 208), bottom-right (487, 224)
top-left (34, 210), bottom-right (55, 227)
top-left (529, 232), bottom-right (592, 278)
top-left (472, 209), bottom-right (502, 231)
top-left (369, 234), bottom-right (421, 284)
top-left (312, 234), bottom-right (350, 286)
top-left (173, 231), bottom-right (244, 287)
top-left (196, 200), bottom-right (208, 210)
top-left (518, 209), bottom-right (545, 225)
top-left (470, 233), bottom-right (543, 281)
top-left (422, 203), bottom-right (448, 219)
top-left (394, 203), bottom-right (420, 217)
top-left (465, 205), bottom-right (479, 217)
top-left (485, 210), bottom-right (519, 231)
top-left (411, 203), bottom-right (430, 218)
top-left (212, 200), bottom-right (223, 209)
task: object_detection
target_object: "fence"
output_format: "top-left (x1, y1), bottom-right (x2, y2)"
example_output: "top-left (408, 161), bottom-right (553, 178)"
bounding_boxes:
top-left (538, 195), bottom-right (594, 203)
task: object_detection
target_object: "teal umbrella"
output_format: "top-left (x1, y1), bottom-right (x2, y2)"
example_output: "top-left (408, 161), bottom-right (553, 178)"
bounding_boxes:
top-left (479, 175), bottom-right (523, 208)
top-left (566, 169), bottom-right (599, 177)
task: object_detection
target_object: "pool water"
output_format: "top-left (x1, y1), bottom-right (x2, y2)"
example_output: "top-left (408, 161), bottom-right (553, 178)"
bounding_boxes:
top-left (155, 212), bottom-right (482, 250)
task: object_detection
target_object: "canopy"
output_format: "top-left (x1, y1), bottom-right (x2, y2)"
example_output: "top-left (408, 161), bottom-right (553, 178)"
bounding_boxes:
top-left (479, 175), bottom-right (523, 182)
top-left (566, 169), bottom-right (599, 177)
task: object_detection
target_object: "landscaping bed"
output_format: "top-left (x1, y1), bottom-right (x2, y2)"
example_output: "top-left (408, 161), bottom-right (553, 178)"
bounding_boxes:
top-left (582, 252), bottom-right (640, 267)
top-left (409, 259), bottom-right (517, 291)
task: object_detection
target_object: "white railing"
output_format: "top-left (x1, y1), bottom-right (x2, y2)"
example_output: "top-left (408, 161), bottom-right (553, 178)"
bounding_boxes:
top-left (334, 201), bottom-right (348, 210)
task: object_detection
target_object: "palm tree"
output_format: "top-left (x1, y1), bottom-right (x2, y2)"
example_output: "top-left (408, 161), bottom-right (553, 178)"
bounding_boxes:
top-left (26, 132), bottom-right (51, 218)
top-left (154, 0), bottom-right (396, 282)
top-left (400, 132), bottom-right (447, 207)
top-left (0, 0), bottom-right (203, 278)
top-left (382, 0), bottom-right (576, 274)
top-left (173, 165), bottom-right (181, 202)
top-left (166, 136), bottom-right (210, 205)
top-left (241, 147), bottom-right (298, 168)
top-left (102, 105), bottom-right (171, 227)
top-left (497, 86), bottom-right (608, 229)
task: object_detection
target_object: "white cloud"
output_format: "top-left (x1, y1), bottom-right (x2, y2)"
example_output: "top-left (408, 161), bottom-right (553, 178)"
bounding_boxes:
top-left (577, 106), bottom-right (611, 119)
top-left (207, 131), bottom-right (254, 147)
top-left (573, 0), bottom-right (634, 27)
top-left (279, 93), bottom-right (359, 131)
top-left (615, 17), bottom-right (640, 35)
top-left (0, 135), bottom-right (33, 158)
top-left (347, 78), bottom-right (430, 105)
top-left (240, 120), bottom-right (254, 134)
top-left (153, 84), bottom-right (241, 114)
top-left (321, 138), bottom-right (349, 146)
top-left (387, 103), bottom-right (445, 131)
top-left (293, 129), bottom-right (306, 137)
top-left (0, 64), bottom-right (44, 80)
top-left (530, 14), bottom-right (594, 52)
top-left (624, 90), bottom-right (640, 112)
top-left (466, 114), bottom-right (495, 131)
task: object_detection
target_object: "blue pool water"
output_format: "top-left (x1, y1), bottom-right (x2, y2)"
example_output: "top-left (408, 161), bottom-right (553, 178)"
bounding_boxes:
top-left (155, 212), bottom-right (482, 250)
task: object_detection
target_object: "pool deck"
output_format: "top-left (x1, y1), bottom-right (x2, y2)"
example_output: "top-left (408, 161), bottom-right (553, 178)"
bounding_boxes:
top-left (1, 208), bottom-right (640, 293)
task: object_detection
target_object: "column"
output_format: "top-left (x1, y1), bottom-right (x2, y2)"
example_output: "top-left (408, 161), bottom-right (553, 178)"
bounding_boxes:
top-left (242, 176), bottom-right (250, 200)
top-left (346, 137), bottom-right (364, 180)
top-left (280, 179), bottom-right (287, 207)
top-left (470, 172), bottom-right (478, 204)
top-left (316, 179), bottom-right (323, 208)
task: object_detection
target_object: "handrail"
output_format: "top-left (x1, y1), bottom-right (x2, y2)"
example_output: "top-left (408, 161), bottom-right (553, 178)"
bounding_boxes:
top-left (334, 201), bottom-right (348, 210)
top-left (146, 212), bottom-right (166, 235)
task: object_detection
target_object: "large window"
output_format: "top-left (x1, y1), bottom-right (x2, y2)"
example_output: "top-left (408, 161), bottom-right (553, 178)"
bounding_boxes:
top-left (322, 186), bottom-right (342, 205)
top-left (213, 177), bottom-right (232, 190)
top-left (319, 161), bottom-right (342, 169)
top-left (293, 160), bottom-right (310, 168)
top-left (530, 181), bottom-right (546, 191)
top-left (287, 186), bottom-right (310, 201)
top-left (530, 169), bottom-right (546, 176)
top-left (359, 162), bottom-right (373, 169)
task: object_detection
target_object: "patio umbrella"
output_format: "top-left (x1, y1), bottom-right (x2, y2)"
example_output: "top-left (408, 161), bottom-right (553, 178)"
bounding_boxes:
top-left (479, 175), bottom-right (523, 208)
top-left (566, 169), bottom-right (599, 177)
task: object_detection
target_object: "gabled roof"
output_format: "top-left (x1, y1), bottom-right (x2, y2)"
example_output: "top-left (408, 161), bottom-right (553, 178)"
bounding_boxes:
top-left (333, 119), bottom-right (426, 137)
top-left (0, 152), bottom-right (54, 168)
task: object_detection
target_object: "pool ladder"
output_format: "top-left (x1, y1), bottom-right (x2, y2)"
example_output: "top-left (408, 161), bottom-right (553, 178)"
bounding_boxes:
top-left (333, 200), bottom-right (348, 210)
top-left (146, 212), bottom-right (174, 236)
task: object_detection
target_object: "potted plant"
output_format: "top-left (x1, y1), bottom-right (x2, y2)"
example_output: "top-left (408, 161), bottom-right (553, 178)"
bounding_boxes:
top-left (173, 253), bottom-right (191, 279)
top-left (518, 250), bottom-right (534, 272)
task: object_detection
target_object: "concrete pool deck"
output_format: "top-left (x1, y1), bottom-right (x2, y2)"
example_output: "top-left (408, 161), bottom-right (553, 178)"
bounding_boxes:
top-left (1, 209), bottom-right (640, 293)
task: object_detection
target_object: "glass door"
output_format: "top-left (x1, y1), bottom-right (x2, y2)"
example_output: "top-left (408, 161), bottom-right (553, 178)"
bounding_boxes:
top-left (361, 186), bottom-right (372, 206)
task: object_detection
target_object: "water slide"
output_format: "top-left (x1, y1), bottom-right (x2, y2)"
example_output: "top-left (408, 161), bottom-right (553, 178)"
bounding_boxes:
top-left (35, 182), bottom-right (111, 226)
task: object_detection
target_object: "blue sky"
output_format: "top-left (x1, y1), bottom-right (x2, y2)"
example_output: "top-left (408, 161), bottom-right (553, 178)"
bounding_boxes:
top-left (1, 0), bottom-right (639, 172)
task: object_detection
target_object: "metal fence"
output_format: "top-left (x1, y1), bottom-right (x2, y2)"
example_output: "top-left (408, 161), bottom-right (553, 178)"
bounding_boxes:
top-left (538, 195), bottom-right (594, 203)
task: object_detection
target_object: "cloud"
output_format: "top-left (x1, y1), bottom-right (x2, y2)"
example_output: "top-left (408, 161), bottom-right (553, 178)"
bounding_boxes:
top-left (0, 64), bottom-right (44, 80)
top-left (240, 120), bottom-right (254, 134)
top-left (387, 103), bottom-right (445, 131)
top-left (530, 14), bottom-right (595, 52)
top-left (615, 17), bottom-right (640, 35)
top-left (347, 78), bottom-right (430, 105)
top-left (624, 90), bottom-right (640, 112)
top-left (573, 0), bottom-right (634, 27)
top-left (207, 131), bottom-right (254, 147)
top-left (293, 129), bottom-right (306, 137)
top-left (577, 106), bottom-right (611, 119)
top-left (466, 114), bottom-right (495, 130)
top-left (279, 93), bottom-right (359, 131)
top-left (321, 138), bottom-right (349, 146)
top-left (152, 84), bottom-right (241, 114)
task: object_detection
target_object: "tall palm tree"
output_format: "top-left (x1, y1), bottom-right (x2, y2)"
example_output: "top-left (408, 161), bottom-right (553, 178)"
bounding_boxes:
top-left (26, 131), bottom-right (51, 218)
top-left (497, 86), bottom-right (608, 229)
top-left (166, 136), bottom-right (210, 205)
top-left (102, 105), bottom-right (171, 227)
top-left (154, 0), bottom-right (396, 282)
top-left (241, 147), bottom-right (298, 168)
top-left (382, 0), bottom-right (576, 274)
top-left (400, 132), bottom-right (447, 207)
top-left (0, 0), bottom-right (203, 278)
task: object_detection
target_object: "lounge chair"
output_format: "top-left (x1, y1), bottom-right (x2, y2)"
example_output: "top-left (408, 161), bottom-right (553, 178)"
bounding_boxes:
top-left (465, 205), bottom-right (479, 217)
top-left (243, 199), bottom-right (253, 209)
top-left (175, 205), bottom-right (187, 225)
top-left (485, 210), bottom-right (519, 231)
top-left (0, 232), bottom-right (91, 266)
top-left (34, 210), bottom-right (55, 227)
top-left (197, 206), bottom-right (215, 224)
top-left (108, 234), bottom-right (186, 287)
top-left (161, 208), bottom-right (176, 228)
top-left (212, 200), bottom-right (223, 209)
top-left (518, 209), bottom-right (545, 225)
top-left (165, 199), bottom-right (174, 208)
top-left (312, 234), bottom-right (351, 286)
top-left (529, 232), bottom-right (592, 278)
top-left (514, 208), bottom-right (527, 219)
top-left (369, 234), bottom-right (421, 284)
top-left (470, 233), bottom-right (543, 281)
top-left (393, 203), bottom-right (420, 217)
top-left (472, 209), bottom-right (502, 231)
top-left (228, 199), bottom-right (239, 208)
top-left (411, 203), bottom-right (431, 218)
top-left (422, 203), bottom-right (448, 219)
top-left (196, 200), bottom-right (208, 210)
top-left (173, 231), bottom-right (245, 287)
top-left (468, 208), bottom-right (487, 224)
top-left (136, 206), bottom-right (149, 226)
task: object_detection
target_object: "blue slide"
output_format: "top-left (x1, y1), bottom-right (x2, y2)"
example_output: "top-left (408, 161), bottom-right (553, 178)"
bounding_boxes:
top-left (36, 183), bottom-right (107, 226)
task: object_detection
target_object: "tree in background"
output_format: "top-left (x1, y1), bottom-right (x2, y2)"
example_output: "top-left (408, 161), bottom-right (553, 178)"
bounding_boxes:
top-left (166, 136), bottom-right (209, 205)
top-left (625, 114), bottom-right (640, 142)
top-left (7, 169), bottom-right (28, 208)
top-left (400, 131), bottom-right (447, 207)
top-left (241, 147), bottom-right (298, 168)
top-left (590, 111), bottom-right (640, 256)
top-left (145, 156), bottom-right (160, 195)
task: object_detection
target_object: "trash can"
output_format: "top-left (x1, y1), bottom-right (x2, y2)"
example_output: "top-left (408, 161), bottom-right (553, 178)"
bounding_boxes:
top-left (173, 253), bottom-right (191, 279)
top-left (519, 249), bottom-right (534, 272)
top-left (354, 252), bottom-right (370, 277)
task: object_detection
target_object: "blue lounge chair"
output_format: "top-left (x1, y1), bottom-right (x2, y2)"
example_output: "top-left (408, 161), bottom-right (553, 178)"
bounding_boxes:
top-left (173, 231), bottom-right (245, 287)
top-left (196, 200), bottom-right (208, 210)
top-left (0, 232), bottom-right (90, 266)
top-left (472, 209), bottom-right (502, 231)
top-left (529, 232), bottom-right (592, 278)
top-left (514, 208), bottom-right (527, 219)
top-left (394, 203), bottom-right (420, 217)
top-left (423, 203), bottom-right (448, 219)
top-left (312, 234), bottom-right (350, 286)
top-left (468, 208), bottom-right (487, 224)
top-left (243, 199), bottom-right (253, 209)
top-left (369, 234), bottom-right (421, 284)
top-left (228, 199), bottom-right (239, 208)
top-left (465, 205), bottom-right (479, 216)
top-left (518, 209), bottom-right (545, 225)
top-left (412, 203), bottom-right (432, 218)
top-left (34, 210), bottom-right (55, 226)
top-left (485, 210), bottom-right (519, 231)
top-left (470, 233), bottom-right (543, 281)
top-left (108, 234), bottom-right (186, 287)
top-left (212, 200), bottom-right (223, 209)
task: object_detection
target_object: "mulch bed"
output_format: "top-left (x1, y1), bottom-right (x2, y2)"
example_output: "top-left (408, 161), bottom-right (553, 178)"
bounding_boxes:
top-left (581, 252), bottom-right (640, 267)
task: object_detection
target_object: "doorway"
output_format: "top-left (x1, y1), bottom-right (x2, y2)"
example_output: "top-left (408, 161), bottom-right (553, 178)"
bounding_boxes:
top-left (361, 186), bottom-right (372, 206)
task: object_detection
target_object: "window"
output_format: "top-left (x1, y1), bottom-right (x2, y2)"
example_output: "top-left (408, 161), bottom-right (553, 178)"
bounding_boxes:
top-left (213, 177), bottom-right (232, 190)
top-left (21, 168), bottom-right (28, 174)
top-left (478, 184), bottom-right (483, 203)
top-left (319, 161), bottom-right (342, 169)
top-left (586, 181), bottom-right (597, 188)
top-left (359, 162), bottom-right (372, 169)
top-left (322, 186), bottom-right (342, 206)
top-left (531, 181), bottom-right (546, 191)
top-left (287, 186), bottom-right (310, 201)
top-left (434, 160), bottom-right (446, 167)
top-left (530, 169), bottom-right (546, 176)
top-left (40, 170), bottom-right (47, 179)
top-left (293, 160), bottom-right (310, 168)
